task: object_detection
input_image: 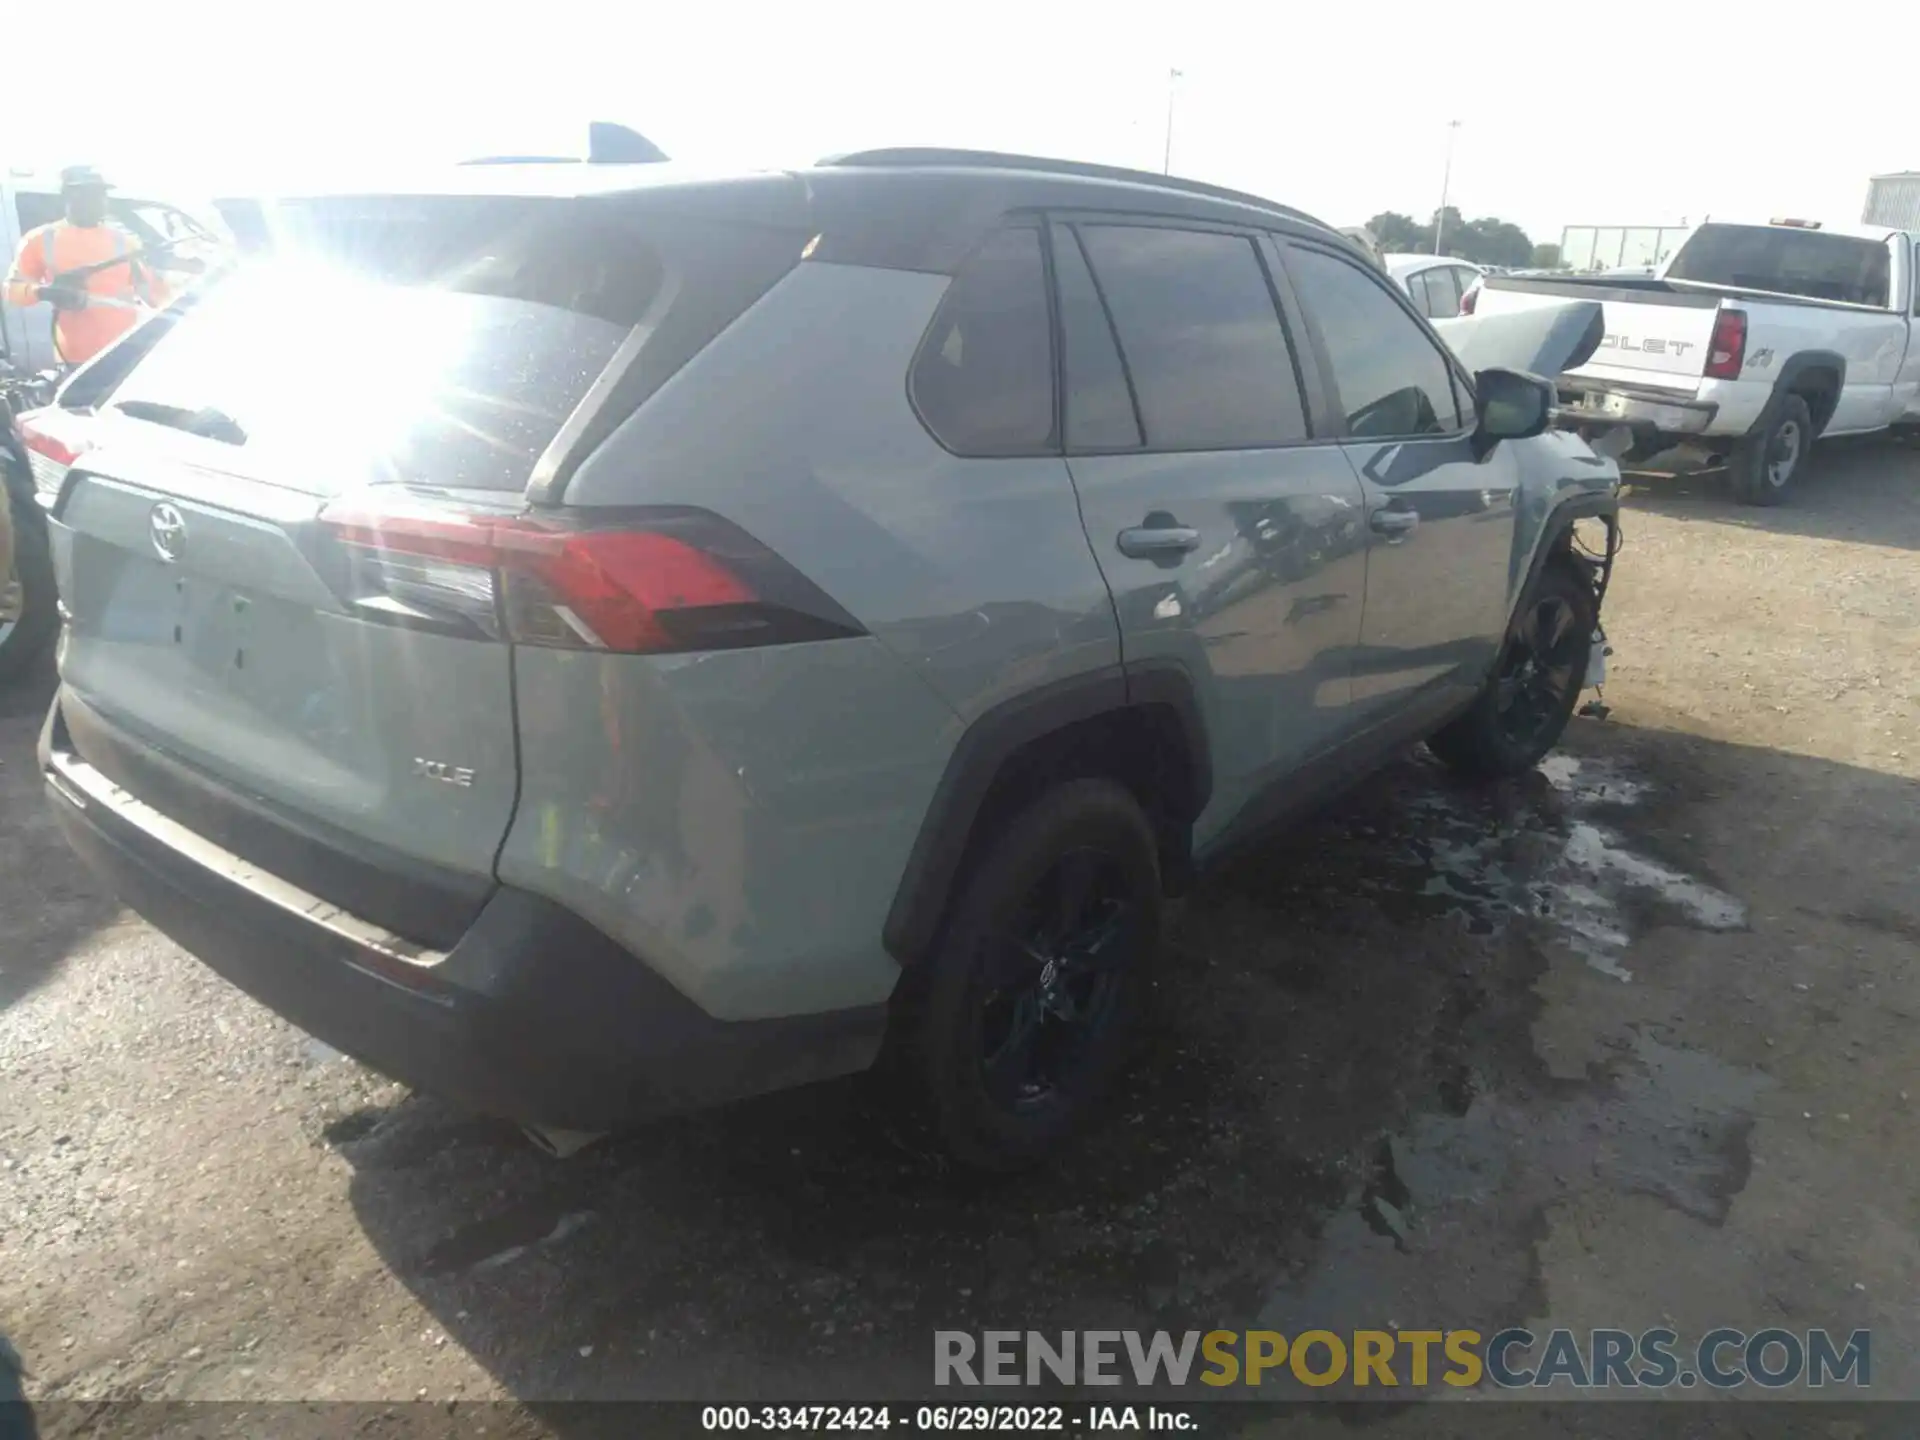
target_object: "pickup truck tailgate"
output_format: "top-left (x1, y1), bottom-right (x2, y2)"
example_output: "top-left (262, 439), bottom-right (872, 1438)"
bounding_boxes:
top-left (1474, 283), bottom-right (1721, 389)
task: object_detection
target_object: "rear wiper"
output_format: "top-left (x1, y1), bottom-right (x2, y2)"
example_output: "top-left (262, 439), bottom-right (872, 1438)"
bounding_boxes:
top-left (114, 400), bottom-right (248, 445)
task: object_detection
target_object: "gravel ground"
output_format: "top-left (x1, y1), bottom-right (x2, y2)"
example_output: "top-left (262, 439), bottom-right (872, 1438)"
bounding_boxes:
top-left (3, 439), bottom-right (1918, 1434)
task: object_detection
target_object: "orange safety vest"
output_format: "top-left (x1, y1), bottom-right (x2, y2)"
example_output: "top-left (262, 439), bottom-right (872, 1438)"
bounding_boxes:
top-left (4, 220), bottom-right (170, 366)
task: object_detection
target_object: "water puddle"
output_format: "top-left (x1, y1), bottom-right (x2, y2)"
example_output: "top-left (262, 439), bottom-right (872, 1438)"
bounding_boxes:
top-left (1400, 754), bottom-right (1745, 980)
top-left (1262, 1034), bottom-right (1766, 1369)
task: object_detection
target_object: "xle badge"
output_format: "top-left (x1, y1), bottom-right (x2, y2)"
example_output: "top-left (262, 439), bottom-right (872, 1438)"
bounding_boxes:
top-left (412, 757), bottom-right (476, 788)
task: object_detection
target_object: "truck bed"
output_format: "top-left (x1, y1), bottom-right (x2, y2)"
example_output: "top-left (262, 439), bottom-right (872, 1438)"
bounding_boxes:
top-left (1483, 272), bottom-right (1892, 316)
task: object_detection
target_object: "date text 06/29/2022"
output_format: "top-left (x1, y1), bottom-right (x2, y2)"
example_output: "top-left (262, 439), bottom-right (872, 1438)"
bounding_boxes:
top-left (702, 1405), bottom-right (1191, 1432)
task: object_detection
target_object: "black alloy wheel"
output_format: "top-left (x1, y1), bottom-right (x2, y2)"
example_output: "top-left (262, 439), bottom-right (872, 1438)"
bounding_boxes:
top-left (975, 847), bottom-right (1135, 1112)
top-left (914, 778), bottom-right (1162, 1170)
top-left (1492, 590), bottom-right (1586, 752)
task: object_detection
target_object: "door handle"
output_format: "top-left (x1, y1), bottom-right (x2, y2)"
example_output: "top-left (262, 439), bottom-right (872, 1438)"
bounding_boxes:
top-left (1117, 523), bottom-right (1202, 559)
top-left (1369, 506), bottom-right (1419, 537)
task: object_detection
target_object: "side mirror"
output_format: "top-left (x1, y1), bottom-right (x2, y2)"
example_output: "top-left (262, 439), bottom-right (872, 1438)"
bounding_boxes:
top-left (1471, 367), bottom-right (1553, 459)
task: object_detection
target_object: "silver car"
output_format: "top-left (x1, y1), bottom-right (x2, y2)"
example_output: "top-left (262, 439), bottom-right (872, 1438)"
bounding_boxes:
top-left (34, 150), bottom-right (1619, 1168)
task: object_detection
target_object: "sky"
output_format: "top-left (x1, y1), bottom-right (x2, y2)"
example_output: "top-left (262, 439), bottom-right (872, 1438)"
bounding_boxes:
top-left (4, 0), bottom-right (1910, 246)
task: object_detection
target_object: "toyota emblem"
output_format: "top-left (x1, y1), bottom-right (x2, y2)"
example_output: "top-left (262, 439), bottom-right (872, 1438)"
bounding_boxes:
top-left (149, 503), bottom-right (187, 563)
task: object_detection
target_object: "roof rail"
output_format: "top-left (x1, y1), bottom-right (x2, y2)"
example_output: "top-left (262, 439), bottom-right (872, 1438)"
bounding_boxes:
top-left (817, 147), bottom-right (1331, 231)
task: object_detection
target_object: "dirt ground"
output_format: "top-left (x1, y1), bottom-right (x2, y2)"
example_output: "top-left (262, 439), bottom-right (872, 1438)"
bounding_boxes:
top-left (3, 441), bottom-right (1918, 1434)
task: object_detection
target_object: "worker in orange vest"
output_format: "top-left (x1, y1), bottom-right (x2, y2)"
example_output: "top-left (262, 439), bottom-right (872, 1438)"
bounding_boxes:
top-left (4, 166), bottom-right (170, 367)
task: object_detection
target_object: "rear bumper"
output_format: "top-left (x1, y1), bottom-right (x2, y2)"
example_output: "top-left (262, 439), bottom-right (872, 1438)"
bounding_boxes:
top-left (1555, 379), bottom-right (1719, 436)
top-left (40, 696), bottom-right (887, 1133)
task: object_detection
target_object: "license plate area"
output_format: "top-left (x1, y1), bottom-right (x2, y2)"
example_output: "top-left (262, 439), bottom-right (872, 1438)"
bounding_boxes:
top-left (169, 572), bottom-right (249, 689)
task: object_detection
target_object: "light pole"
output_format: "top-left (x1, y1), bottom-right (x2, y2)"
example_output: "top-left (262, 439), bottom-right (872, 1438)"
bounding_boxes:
top-left (1433, 119), bottom-right (1461, 254)
top-left (1163, 68), bottom-right (1183, 175)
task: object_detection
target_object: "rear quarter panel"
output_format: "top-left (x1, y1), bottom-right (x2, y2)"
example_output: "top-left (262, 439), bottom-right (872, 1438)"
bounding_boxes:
top-left (502, 261), bottom-right (1122, 1019)
top-left (1739, 304), bottom-right (1909, 434)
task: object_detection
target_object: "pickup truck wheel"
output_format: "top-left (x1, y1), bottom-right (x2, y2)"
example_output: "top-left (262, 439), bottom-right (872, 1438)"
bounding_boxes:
top-left (1428, 561), bottom-right (1596, 780)
top-left (915, 779), bottom-right (1160, 1171)
top-left (1729, 393), bottom-right (1812, 507)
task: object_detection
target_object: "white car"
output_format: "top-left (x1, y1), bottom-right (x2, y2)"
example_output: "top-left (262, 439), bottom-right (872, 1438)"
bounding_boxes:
top-left (1384, 253), bottom-right (1486, 321)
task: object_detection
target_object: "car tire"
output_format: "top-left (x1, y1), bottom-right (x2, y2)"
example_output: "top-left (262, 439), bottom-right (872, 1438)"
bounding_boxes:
top-left (0, 490), bottom-right (58, 685)
top-left (915, 779), bottom-right (1161, 1171)
top-left (1728, 393), bottom-right (1813, 507)
top-left (1427, 560), bottom-right (1596, 780)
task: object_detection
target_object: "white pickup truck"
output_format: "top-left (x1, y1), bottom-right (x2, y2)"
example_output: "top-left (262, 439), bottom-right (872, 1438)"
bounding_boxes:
top-left (1467, 220), bottom-right (1920, 504)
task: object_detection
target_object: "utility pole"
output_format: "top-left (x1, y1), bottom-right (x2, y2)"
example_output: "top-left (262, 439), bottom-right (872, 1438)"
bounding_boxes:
top-left (1433, 119), bottom-right (1461, 254)
top-left (1163, 68), bottom-right (1183, 175)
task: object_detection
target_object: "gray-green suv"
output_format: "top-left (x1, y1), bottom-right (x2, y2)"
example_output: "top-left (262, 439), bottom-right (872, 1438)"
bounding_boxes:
top-left (33, 151), bottom-right (1619, 1168)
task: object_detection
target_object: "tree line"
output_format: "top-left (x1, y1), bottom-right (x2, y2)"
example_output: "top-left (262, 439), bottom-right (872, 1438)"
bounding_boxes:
top-left (1365, 208), bottom-right (1561, 270)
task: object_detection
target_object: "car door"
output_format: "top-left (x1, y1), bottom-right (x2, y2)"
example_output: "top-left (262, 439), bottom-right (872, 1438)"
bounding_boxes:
top-left (1281, 240), bottom-right (1520, 715)
top-left (1053, 217), bottom-right (1369, 842)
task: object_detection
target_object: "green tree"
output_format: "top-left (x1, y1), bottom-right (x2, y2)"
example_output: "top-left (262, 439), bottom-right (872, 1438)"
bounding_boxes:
top-left (1530, 242), bottom-right (1563, 269)
top-left (1366, 211), bottom-right (1428, 252)
top-left (1364, 207), bottom-right (1538, 267)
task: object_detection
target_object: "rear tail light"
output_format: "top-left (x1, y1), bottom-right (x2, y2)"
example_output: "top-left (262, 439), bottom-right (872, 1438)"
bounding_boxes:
top-left (1458, 282), bottom-right (1479, 315)
top-left (317, 498), bottom-right (864, 655)
top-left (15, 410), bottom-right (90, 508)
top-left (1704, 309), bottom-right (1747, 380)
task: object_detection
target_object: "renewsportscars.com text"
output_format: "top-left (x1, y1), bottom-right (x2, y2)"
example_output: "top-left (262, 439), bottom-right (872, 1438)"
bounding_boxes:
top-left (934, 1328), bottom-right (1870, 1391)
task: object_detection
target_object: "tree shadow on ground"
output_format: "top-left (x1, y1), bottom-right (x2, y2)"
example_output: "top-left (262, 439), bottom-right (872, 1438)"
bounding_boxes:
top-left (1623, 435), bottom-right (1920, 551)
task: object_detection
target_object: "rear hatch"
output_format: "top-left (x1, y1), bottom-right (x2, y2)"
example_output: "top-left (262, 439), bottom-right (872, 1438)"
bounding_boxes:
top-left (42, 186), bottom-right (806, 944)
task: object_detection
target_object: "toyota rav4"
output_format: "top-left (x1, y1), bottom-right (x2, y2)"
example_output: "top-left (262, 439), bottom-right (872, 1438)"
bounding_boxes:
top-left (30, 151), bottom-right (1620, 1168)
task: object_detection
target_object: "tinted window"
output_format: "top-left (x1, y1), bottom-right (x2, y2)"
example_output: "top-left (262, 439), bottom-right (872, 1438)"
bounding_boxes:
top-left (1077, 225), bottom-right (1308, 449)
top-left (1431, 267), bottom-right (1464, 316)
top-left (911, 227), bottom-right (1056, 455)
top-left (15, 191), bottom-right (60, 233)
top-left (1407, 271), bottom-right (1434, 316)
top-left (109, 267), bottom-right (630, 493)
top-left (1052, 227), bottom-right (1142, 450)
top-left (1289, 246), bottom-right (1463, 439)
top-left (1668, 224), bottom-right (1891, 307)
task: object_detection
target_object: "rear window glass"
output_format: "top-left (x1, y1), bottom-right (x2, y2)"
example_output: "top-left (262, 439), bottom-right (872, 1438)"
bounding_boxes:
top-left (108, 268), bottom-right (627, 493)
top-left (106, 198), bottom-right (668, 492)
top-left (1668, 225), bottom-right (1891, 307)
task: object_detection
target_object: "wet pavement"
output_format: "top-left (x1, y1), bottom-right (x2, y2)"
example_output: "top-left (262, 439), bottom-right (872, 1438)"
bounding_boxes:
top-left (5, 444), bottom-right (1920, 1428)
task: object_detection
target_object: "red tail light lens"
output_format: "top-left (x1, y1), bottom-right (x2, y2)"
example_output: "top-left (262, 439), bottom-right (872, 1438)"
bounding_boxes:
top-left (502, 528), bottom-right (755, 652)
top-left (1458, 282), bottom-right (1479, 315)
top-left (1705, 309), bottom-right (1747, 380)
top-left (16, 410), bottom-right (90, 506)
top-left (317, 500), bottom-right (862, 655)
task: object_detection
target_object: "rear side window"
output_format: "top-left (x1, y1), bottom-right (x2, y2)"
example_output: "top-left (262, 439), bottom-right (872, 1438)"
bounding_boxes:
top-left (1077, 225), bottom-right (1308, 449)
top-left (910, 226), bottom-right (1056, 455)
top-left (1288, 245), bottom-right (1463, 439)
top-left (1407, 272), bottom-right (1434, 316)
top-left (1668, 224), bottom-right (1891, 307)
top-left (1051, 226), bottom-right (1142, 450)
top-left (1425, 266), bottom-right (1462, 317)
